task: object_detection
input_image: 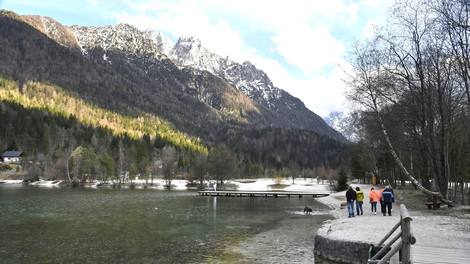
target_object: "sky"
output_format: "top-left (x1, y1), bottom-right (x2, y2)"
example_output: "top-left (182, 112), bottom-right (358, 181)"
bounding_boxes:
top-left (1, 0), bottom-right (394, 117)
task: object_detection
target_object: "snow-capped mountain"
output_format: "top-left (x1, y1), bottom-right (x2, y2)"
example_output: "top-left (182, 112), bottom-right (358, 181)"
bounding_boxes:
top-left (324, 111), bottom-right (359, 142)
top-left (70, 24), bottom-right (172, 61)
top-left (169, 35), bottom-right (346, 141)
top-left (171, 36), bottom-right (283, 109)
top-left (14, 13), bottom-right (347, 143)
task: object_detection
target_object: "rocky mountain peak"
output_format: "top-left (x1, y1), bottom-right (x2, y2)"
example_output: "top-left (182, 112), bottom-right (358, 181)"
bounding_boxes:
top-left (146, 29), bottom-right (174, 55)
top-left (170, 36), bottom-right (280, 103)
top-left (166, 33), bottom-right (346, 142)
top-left (53, 22), bottom-right (347, 143)
top-left (324, 111), bottom-right (359, 142)
top-left (171, 35), bottom-right (228, 74)
top-left (21, 15), bottom-right (79, 48)
top-left (69, 23), bottom-right (168, 60)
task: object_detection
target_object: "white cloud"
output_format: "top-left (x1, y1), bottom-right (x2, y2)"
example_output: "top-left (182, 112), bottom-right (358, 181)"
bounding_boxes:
top-left (7, 0), bottom-right (397, 115)
top-left (271, 25), bottom-right (344, 75)
top-left (250, 54), bottom-right (351, 117)
top-left (362, 17), bottom-right (382, 39)
top-left (112, 0), bottom-right (392, 116)
top-left (115, 1), bottom-right (249, 63)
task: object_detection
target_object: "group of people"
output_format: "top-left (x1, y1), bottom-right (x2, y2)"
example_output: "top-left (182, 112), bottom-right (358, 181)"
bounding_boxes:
top-left (345, 185), bottom-right (395, 218)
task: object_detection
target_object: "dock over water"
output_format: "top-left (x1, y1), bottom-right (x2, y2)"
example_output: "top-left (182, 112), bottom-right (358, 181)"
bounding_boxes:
top-left (412, 246), bottom-right (470, 264)
top-left (198, 190), bottom-right (330, 198)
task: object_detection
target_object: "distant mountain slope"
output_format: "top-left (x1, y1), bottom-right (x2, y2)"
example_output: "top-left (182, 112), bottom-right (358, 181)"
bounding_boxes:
top-left (0, 10), bottom-right (350, 170)
top-left (324, 111), bottom-right (359, 142)
top-left (170, 36), bottom-right (347, 142)
top-left (0, 11), bottom-right (251, 140)
top-left (67, 22), bottom-right (346, 143)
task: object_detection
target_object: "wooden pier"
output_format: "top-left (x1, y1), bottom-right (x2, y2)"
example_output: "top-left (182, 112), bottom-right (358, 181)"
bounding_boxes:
top-left (367, 204), bottom-right (470, 264)
top-left (197, 190), bottom-right (330, 198)
top-left (412, 246), bottom-right (470, 264)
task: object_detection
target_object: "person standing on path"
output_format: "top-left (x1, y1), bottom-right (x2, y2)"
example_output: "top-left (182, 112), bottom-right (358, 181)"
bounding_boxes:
top-left (346, 186), bottom-right (357, 218)
top-left (381, 187), bottom-right (394, 216)
top-left (379, 186), bottom-right (385, 216)
top-left (355, 187), bottom-right (364, 215)
top-left (369, 187), bottom-right (380, 214)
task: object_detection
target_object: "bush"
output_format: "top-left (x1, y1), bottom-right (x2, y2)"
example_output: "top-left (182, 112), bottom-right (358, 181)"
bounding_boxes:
top-left (0, 164), bottom-right (11, 171)
top-left (273, 175), bottom-right (284, 185)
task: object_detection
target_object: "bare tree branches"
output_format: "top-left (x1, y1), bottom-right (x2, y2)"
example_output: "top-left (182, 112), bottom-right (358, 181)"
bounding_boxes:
top-left (346, 0), bottom-right (470, 205)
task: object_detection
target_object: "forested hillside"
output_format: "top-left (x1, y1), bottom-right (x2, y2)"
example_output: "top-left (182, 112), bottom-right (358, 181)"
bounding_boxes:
top-left (0, 10), bottom-right (351, 184)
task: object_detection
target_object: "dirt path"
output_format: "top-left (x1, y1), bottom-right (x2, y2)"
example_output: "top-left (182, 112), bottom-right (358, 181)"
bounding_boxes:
top-left (318, 185), bottom-right (470, 250)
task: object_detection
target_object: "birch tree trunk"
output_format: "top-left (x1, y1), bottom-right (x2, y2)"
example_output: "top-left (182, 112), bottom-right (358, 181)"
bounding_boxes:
top-left (377, 114), bottom-right (454, 206)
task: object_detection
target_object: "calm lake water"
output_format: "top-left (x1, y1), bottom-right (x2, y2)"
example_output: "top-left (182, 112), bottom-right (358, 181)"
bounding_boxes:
top-left (0, 185), bottom-right (334, 263)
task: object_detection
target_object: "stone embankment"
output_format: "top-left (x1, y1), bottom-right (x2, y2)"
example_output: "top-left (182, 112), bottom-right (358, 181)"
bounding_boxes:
top-left (315, 223), bottom-right (372, 264)
top-left (314, 184), bottom-right (470, 264)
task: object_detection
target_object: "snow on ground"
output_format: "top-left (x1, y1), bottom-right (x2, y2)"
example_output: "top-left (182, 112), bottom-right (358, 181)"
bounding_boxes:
top-left (224, 179), bottom-right (470, 251)
top-left (315, 184), bottom-right (470, 251)
top-left (0, 180), bottom-right (23, 184)
top-left (5, 177), bottom-right (469, 250)
top-left (228, 177), bottom-right (331, 192)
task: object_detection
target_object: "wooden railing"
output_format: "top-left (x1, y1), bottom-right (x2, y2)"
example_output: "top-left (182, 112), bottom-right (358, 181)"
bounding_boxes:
top-left (368, 204), bottom-right (416, 264)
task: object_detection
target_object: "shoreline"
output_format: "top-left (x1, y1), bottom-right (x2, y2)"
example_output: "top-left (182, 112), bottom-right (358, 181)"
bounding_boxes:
top-left (313, 184), bottom-right (470, 264)
top-left (3, 178), bottom-right (469, 263)
top-left (314, 187), bottom-right (372, 264)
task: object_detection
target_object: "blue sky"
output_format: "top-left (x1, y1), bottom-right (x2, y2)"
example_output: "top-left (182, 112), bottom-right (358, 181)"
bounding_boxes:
top-left (1, 0), bottom-right (394, 117)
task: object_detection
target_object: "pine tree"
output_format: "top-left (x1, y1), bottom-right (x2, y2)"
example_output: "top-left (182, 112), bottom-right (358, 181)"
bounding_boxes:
top-left (336, 166), bottom-right (348, 191)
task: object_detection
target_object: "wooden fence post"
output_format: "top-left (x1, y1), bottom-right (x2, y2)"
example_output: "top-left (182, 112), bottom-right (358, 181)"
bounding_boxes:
top-left (400, 204), bottom-right (415, 264)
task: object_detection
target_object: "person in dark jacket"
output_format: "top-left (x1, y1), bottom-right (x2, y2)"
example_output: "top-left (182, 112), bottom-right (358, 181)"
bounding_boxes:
top-left (381, 187), bottom-right (394, 216)
top-left (346, 186), bottom-right (357, 218)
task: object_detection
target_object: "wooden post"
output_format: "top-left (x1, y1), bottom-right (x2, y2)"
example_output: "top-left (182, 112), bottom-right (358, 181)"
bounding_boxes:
top-left (369, 204), bottom-right (415, 264)
top-left (378, 240), bottom-right (402, 264)
top-left (400, 204), bottom-right (413, 264)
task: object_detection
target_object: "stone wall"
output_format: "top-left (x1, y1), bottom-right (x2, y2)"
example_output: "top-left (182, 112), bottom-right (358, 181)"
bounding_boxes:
top-left (314, 224), bottom-right (372, 264)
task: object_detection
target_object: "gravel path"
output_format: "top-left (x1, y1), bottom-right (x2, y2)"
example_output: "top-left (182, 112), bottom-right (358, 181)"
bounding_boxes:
top-left (317, 184), bottom-right (470, 250)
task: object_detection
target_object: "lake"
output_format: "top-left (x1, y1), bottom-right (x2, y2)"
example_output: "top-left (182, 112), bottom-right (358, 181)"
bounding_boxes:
top-left (0, 185), bottom-right (334, 263)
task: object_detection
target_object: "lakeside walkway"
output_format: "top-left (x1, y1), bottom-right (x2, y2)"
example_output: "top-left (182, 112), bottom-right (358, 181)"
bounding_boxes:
top-left (315, 184), bottom-right (470, 264)
top-left (412, 246), bottom-right (470, 264)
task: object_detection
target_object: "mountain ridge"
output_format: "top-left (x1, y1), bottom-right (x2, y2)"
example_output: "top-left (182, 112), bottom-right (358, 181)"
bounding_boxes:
top-left (0, 9), bottom-right (346, 143)
top-left (0, 9), bottom-right (350, 172)
top-left (36, 16), bottom-right (343, 142)
top-left (170, 34), bottom-right (341, 138)
top-left (324, 111), bottom-right (359, 142)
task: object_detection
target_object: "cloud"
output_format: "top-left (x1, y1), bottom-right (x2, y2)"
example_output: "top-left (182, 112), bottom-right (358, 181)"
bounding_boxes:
top-left (115, 1), bottom-right (250, 63)
top-left (362, 17), bottom-right (382, 39)
top-left (5, 0), bottom-right (397, 116)
top-left (271, 25), bottom-right (344, 75)
top-left (250, 54), bottom-right (351, 117)
top-left (112, 0), bottom-right (384, 116)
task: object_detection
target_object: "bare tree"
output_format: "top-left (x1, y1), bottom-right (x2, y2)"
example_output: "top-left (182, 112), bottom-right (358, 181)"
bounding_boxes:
top-left (192, 152), bottom-right (208, 188)
top-left (437, 0), bottom-right (470, 108)
top-left (162, 145), bottom-right (178, 189)
top-left (208, 143), bottom-right (238, 186)
top-left (345, 11), bottom-right (457, 205)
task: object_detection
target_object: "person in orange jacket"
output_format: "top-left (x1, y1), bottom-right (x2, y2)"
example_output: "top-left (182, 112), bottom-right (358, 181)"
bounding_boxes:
top-left (369, 187), bottom-right (380, 215)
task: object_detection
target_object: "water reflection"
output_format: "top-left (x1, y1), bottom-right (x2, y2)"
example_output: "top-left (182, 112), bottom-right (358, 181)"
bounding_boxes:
top-left (0, 186), bottom-right (334, 263)
top-left (207, 196), bottom-right (217, 219)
